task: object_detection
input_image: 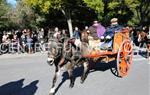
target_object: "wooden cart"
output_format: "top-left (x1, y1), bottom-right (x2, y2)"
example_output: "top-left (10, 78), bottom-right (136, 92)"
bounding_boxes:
top-left (82, 28), bottom-right (133, 78)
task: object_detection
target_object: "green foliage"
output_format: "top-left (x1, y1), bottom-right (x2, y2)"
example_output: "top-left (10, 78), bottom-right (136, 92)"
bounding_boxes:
top-left (25, 0), bottom-right (63, 13)
top-left (84, 0), bottom-right (149, 26)
top-left (83, 0), bottom-right (104, 20)
top-left (83, 0), bottom-right (104, 13)
top-left (1, 0), bottom-right (149, 30)
top-left (4, 0), bottom-right (40, 29)
top-left (0, 0), bottom-right (12, 30)
top-left (108, 1), bottom-right (119, 10)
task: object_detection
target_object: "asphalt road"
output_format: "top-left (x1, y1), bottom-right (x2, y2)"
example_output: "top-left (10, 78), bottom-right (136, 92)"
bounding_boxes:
top-left (0, 53), bottom-right (149, 95)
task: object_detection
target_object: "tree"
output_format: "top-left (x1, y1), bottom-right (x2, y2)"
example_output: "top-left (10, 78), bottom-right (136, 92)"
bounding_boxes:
top-left (118, 0), bottom-right (149, 26)
top-left (25, 0), bottom-right (86, 37)
top-left (83, 0), bottom-right (104, 21)
top-left (0, 0), bottom-right (12, 30)
top-left (83, 0), bottom-right (149, 26)
top-left (106, 0), bottom-right (135, 25)
top-left (134, 0), bottom-right (150, 26)
top-left (9, 0), bottom-right (39, 29)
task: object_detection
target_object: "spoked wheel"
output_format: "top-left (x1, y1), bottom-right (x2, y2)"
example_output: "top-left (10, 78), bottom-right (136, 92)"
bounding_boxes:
top-left (117, 40), bottom-right (133, 77)
top-left (110, 67), bottom-right (121, 77)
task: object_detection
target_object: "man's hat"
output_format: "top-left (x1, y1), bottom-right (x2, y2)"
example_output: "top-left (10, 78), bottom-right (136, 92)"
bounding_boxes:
top-left (111, 18), bottom-right (118, 25)
top-left (111, 18), bottom-right (118, 22)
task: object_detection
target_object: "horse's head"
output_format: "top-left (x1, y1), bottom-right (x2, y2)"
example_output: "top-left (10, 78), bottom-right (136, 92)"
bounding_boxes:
top-left (47, 40), bottom-right (63, 66)
top-left (137, 31), bottom-right (147, 42)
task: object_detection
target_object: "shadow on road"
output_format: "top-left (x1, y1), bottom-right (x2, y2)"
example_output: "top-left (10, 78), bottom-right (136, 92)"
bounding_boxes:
top-left (89, 60), bottom-right (116, 72)
top-left (54, 60), bottom-right (117, 94)
top-left (92, 60), bottom-right (122, 78)
top-left (0, 79), bottom-right (39, 95)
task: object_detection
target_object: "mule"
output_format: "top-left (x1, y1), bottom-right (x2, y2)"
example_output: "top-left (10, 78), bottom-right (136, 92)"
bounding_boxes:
top-left (47, 38), bottom-right (75, 94)
top-left (47, 34), bottom-right (91, 95)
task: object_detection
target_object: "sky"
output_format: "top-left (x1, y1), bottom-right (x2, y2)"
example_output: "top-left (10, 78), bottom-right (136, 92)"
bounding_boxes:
top-left (7, 0), bottom-right (17, 6)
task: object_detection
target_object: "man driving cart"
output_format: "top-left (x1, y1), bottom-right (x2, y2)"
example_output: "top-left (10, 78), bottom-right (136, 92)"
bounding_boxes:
top-left (100, 18), bottom-right (123, 50)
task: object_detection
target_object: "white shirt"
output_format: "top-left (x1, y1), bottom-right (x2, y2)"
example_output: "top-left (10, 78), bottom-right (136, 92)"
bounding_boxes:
top-left (53, 32), bottom-right (60, 38)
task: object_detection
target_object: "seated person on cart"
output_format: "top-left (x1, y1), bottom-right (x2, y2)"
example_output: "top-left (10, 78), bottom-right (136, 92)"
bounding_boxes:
top-left (100, 18), bottom-right (123, 50)
top-left (88, 21), bottom-right (106, 50)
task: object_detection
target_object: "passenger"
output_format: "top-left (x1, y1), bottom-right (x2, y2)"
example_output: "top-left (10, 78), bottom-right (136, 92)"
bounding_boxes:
top-left (88, 21), bottom-right (106, 50)
top-left (100, 18), bottom-right (123, 50)
top-left (89, 21), bottom-right (106, 40)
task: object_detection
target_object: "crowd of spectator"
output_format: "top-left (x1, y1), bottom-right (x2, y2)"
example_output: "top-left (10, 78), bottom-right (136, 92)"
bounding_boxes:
top-left (0, 25), bottom-right (149, 55)
top-left (0, 27), bottom-right (69, 54)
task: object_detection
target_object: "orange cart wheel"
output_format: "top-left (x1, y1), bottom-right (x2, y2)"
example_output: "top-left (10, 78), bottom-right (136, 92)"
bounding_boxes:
top-left (117, 40), bottom-right (133, 77)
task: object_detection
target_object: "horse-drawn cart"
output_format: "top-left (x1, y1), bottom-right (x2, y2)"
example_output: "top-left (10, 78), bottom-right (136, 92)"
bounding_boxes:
top-left (82, 28), bottom-right (133, 77)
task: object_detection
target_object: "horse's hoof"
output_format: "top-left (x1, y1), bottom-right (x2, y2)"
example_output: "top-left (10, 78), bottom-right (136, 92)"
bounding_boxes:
top-left (80, 77), bottom-right (86, 84)
top-left (80, 76), bottom-right (85, 84)
top-left (69, 83), bottom-right (74, 88)
top-left (80, 79), bottom-right (84, 84)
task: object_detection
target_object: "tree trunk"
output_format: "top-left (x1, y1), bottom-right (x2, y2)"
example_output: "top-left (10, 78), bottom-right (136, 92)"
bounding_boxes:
top-left (61, 9), bottom-right (73, 38)
top-left (67, 18), bottom-right (73, 38)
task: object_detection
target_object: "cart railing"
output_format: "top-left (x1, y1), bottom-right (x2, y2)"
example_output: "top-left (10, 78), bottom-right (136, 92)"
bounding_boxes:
top-left (113, 28), bottom-right (130, 52)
